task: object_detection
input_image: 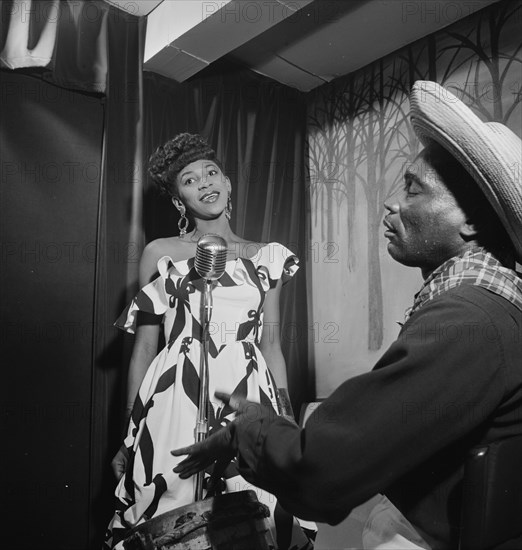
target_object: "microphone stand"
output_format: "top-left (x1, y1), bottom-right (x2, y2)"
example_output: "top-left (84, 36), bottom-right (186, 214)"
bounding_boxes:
top-left (195, 279), bottom-right (213, 501)
top-left (192, 233), bottom-right (227, 501)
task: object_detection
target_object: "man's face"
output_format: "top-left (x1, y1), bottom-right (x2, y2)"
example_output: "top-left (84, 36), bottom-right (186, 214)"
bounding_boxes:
top-left (383, 146), bottom-right (469, 277)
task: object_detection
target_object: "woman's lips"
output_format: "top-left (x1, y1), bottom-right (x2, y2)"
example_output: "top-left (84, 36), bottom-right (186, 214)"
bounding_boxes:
top-left (200, 192), bottom-right (219, 203)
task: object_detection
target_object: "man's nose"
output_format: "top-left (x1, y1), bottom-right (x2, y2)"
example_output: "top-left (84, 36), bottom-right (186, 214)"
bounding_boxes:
top-left (383, 197), bottom-right (399, 213)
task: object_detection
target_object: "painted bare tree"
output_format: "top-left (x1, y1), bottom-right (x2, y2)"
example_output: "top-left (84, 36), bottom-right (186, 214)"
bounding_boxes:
top-left (438, 1), bottom-right (522, 124)
top-left (307, 86), bottom-right (350, 260)
top-left (353, 57), bottom-right (419, 349)
top-left (308, 73), bottom-right (382, 275)
top-left (308, 53), bottom-right (423, 349)
top-left (389, 39), bottom-right (435, 183)
top-left (337, 75), bottom-right (370, 270)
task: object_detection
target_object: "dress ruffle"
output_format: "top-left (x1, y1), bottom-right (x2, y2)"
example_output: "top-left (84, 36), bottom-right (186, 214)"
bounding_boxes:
top-left (115, 243), bottom-right (298, 334)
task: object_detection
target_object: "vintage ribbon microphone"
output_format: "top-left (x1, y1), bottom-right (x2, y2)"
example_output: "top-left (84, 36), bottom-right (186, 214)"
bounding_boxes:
top-left (193, 234), bottom-right (228, 500)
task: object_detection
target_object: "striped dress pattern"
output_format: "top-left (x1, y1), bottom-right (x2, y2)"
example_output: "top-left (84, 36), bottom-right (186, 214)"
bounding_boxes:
top-left (104, 242), bottom-right (312, 550)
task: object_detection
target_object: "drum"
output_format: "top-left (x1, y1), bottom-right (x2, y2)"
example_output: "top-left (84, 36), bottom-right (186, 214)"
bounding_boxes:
top-left (122, 490), bottom-right (276, 550)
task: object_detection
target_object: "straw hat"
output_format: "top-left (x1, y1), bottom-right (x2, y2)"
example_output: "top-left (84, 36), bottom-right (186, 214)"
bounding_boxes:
top-left (409, 80), bottom-right (522, 262)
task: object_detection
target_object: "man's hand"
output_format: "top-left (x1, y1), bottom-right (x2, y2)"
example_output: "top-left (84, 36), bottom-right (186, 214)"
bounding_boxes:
top-left (172, 391), bottom-right (277, 478)
top-left (172, 424), bottom-right (236, 479)
top-left (172, 392), bottom-right (240, 478)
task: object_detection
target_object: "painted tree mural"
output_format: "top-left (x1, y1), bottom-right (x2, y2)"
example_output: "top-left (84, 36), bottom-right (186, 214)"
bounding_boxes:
top-left (439, 1), bottom-right (522, 124)
top-left (308, 86), bottom-right (353, 268)
top-left (355, 59), bottom-right (423, 349)
top-left (308, 55), bottom-right (424, 350)
top-left (307, 0), bottom-right (521, 376)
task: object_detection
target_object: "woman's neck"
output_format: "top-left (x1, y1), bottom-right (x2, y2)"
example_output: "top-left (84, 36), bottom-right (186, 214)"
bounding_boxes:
top-left (190, 218), bottom-right (239, 244)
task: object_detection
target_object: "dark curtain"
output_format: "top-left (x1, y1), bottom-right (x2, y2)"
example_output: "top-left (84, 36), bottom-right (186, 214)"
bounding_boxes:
top-left (0, 70), bottom-right (104, 550)
top-left (90, 10), bottom-right (145, 550)
top-left (142, 66), bottom-right (314, 414)
top-left (1, 1), bottom-right (145, 548)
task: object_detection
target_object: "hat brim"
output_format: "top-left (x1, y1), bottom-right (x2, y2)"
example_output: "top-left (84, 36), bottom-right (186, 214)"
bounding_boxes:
top-left (409, 81), bottom-right (522, 262)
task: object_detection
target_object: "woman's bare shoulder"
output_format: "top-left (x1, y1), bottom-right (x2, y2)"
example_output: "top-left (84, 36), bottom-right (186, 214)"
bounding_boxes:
top-left (145, 237), bottom-right (196, 261)
top-left (139, 237), bottom-right (196, 283)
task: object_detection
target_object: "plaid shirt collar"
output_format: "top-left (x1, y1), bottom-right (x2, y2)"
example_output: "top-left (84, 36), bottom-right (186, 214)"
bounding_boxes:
top-left (404, 246), bottom-right (522, 322)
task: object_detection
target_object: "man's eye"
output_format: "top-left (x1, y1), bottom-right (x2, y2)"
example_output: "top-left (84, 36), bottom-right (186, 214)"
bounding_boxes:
top-left (403, 179), bottom-right (418, 196)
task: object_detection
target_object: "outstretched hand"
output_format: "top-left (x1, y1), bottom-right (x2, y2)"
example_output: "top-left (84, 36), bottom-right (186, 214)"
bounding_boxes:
top-left (172, 392), bottom-right (243, 478)
top-left (172, 391), bottom-right (277, 478)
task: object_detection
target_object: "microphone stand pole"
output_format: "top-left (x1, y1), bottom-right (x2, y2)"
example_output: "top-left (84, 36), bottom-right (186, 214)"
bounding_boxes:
top-left (195, 279), bottom-right (213, 501)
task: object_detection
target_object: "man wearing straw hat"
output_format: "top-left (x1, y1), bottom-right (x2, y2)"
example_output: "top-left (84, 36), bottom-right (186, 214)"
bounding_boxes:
top-left (172, 81), bottom-right (522, 548)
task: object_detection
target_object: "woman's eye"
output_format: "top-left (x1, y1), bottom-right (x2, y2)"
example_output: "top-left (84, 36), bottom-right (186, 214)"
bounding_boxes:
top-left (184, 177), bottom-right (195, 185)
top-left (208, 169), bottom-right (217, 176)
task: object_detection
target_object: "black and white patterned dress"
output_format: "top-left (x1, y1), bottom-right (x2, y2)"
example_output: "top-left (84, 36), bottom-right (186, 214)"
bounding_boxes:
top-left (104, 243), bottom-right (312, 549)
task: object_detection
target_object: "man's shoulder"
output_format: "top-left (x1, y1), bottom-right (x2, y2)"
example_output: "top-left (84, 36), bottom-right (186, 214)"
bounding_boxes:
top-left (396, 284), bottom-right (521, 367)
top-left (410, 283), bottom-right (522, 329)
top-left (441, 283), bottom-right (520, 313)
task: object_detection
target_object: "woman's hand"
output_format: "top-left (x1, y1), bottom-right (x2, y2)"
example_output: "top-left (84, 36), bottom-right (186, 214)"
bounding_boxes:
top-left (111, 445), bottom-right (129, 480)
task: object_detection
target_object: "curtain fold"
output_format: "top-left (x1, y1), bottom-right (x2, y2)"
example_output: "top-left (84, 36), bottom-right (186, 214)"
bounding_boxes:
top-left (0, 69), bottom-right (105, 550)
top-left (1, 1), bottom-right (145, 546)
top-left (89, 10), bottom-right (145, 549)
top-left (1, 0), bottom-right (111, 93)
top-left (141, 67), bottom-right (313, 414)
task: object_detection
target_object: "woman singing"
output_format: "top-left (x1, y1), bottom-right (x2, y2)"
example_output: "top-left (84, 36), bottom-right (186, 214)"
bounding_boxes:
top-left (104, 133), bottom-right (313, 549)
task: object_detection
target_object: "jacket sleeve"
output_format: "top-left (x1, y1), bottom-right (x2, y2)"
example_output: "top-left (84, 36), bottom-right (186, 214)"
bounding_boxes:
top-left (234, 290), bottom-right (510, 523)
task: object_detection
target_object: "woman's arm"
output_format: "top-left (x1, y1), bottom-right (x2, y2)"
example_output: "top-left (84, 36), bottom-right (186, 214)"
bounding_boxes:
top-left (259, 280), bottom-right (294, 418)
top-left (124, 241), bottom-right (164, 419)
top-left (125, 320), bottom-right (161, 418)
top-left (111, 242), bottom-right (163, 479)
top-left (259, 280), bottom-right (286, 387)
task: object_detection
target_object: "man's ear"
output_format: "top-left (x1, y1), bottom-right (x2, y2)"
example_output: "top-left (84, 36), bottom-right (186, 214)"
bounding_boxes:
top-left (460, 218), bottom-right (479, 240)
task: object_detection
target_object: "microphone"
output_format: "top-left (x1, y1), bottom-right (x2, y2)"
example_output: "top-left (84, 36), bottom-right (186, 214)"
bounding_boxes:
top-left (194, 234), bottom-right (228, 281)
top-left (193, 234), bottom-right (228, 501)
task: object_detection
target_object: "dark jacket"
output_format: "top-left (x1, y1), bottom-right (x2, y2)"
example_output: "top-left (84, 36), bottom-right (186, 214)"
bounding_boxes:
top-left (233, 284), bottom-right (522, 549)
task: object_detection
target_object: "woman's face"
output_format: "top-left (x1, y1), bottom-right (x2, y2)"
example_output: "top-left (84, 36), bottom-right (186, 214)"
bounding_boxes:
top-left (173, 159), bottom-right (231, 220)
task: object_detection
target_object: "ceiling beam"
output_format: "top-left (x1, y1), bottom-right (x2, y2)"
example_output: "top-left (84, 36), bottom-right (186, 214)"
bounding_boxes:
top-left (102, 0), bottom-right (164, 17)
top-left (143, 0), bottom-right (314, 82)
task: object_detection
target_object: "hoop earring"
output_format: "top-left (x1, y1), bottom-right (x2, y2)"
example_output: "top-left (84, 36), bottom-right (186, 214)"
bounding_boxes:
top-left (225, 194), bottom-right (232, 220)
top-left (177, 206), bottom-right (189, 238)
